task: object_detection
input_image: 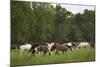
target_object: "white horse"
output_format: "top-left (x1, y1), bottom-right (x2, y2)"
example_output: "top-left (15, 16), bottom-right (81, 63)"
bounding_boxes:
top-left (19, 43), bottom-right (32, 54)
top-left (77, 42), bottom-right (90, 49)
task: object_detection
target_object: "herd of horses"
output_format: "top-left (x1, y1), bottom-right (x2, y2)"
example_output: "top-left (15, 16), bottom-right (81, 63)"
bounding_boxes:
top-left (11, 42), bottom-right (95, 55)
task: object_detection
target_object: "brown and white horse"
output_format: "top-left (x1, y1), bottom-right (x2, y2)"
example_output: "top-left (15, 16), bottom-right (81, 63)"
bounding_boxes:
top-left (66, 42), bottom-right (77, 51)
top-left (54, 43), bottom-right (68, 54)
top-left (31, 42), bottom-right (56, 56)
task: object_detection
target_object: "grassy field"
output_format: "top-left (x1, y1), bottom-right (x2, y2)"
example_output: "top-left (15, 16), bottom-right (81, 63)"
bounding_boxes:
top-left (11, 48), bottom-right (95, 67)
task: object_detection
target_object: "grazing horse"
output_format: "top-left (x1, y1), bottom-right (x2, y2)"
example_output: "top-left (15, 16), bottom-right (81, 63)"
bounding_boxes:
top-left (54, 43), bottom-right (68, 54)
top-left (76, 42), bottom-right (91, 49)
top-left (89, 42), bottom-right (95, 49)
top-left (19, 43), bottom-right (32, 54)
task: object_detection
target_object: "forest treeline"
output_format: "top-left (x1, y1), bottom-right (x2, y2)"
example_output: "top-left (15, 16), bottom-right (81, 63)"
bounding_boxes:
top-left (11, 1), bottom-right (95, 44)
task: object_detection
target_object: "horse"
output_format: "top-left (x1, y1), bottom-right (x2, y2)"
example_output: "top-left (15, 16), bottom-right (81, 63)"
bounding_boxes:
top-left (31, 42), bottom-right (56, 56)
top-left (76, 42), bottom-right (91, 49)
top-left (89, 42), bottom-right (95, 49)
top-left (66, 42), bottom-right (77, 51)
top-left (46, 42), bottom-right (56, 54)
top-left (54, 43), bottom-right (68, 54)
top-left (34, 45), bottom-right (51, 56)
top-left (29, 43), bottom-right (43, 54)
top-left (19, 43), bottom-right (32, 54)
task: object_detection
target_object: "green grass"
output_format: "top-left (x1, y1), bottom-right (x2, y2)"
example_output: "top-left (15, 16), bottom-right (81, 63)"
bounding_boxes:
top-left (11, 48), bottom-right (95, 67)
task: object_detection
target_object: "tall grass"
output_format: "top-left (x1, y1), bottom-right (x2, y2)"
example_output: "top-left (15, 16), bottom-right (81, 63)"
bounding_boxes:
top-left (11, 48), bottom-right (95, 66)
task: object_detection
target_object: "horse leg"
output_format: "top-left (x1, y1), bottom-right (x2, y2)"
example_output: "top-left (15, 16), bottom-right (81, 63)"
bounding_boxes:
top-left (55, 50), bottom-right (59, 55)
top-left (65, 49), bottom-right (68, 54)
top-left (62, 51), bottom-right (65, 54)
top-left (65, 51), bottom-right (67, 55)
top-left (20, 49), bottom-right (24, 55)
top-left (64, 51), bottom-right (66, 54)
top-left (63, 50), bottom-right (66, 55)
top-left (48, 51), bottom-right (51, 56)
top-left (69, 47), bottom-right (72, 51)
top-left (31, 50), bottom-right (35, 56)
top-left (84, 46), bottom-right (86, 48)
top-left (38, 51), bottom-right (41, 55)
top-left (43, 51), bottom-right (47, 56)
top-left (78, 46), bottom-right (81, 49)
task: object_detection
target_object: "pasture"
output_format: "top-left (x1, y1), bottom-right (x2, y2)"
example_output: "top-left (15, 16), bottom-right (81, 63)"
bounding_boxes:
top-left (11, 48), bottom-right (95, 66)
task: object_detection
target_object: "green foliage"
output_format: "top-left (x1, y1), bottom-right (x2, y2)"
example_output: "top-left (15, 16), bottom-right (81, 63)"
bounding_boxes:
top-left (11, 1), bottom-right (95, 44)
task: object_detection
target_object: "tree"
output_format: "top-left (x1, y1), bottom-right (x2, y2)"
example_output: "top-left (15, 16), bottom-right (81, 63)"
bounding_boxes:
top-left (11, 1), bottom-right (95, 44)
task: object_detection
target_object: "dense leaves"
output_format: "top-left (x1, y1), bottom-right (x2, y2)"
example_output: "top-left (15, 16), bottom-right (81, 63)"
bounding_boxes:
top-left (11, 1), bottom-right (95, 44)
